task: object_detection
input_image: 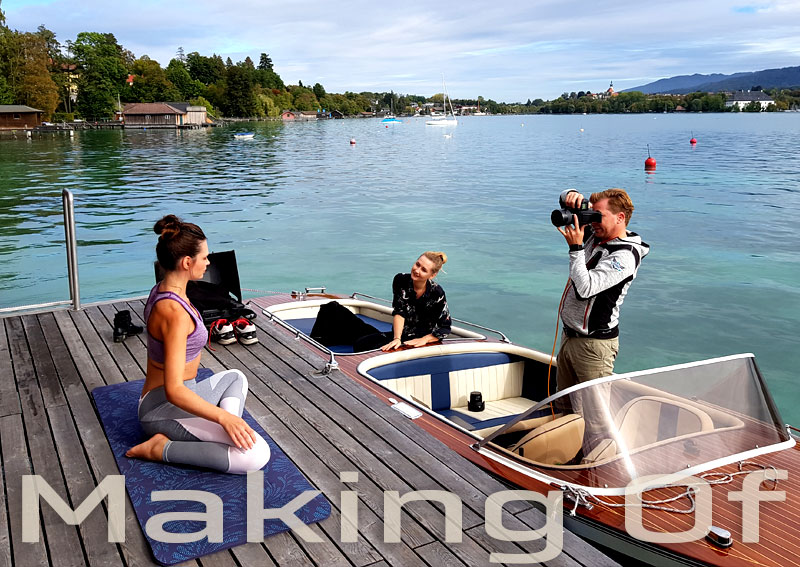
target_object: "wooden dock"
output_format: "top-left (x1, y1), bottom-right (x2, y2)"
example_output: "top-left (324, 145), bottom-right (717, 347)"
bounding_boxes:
top-left (0, 297), bottom-right (622, 567)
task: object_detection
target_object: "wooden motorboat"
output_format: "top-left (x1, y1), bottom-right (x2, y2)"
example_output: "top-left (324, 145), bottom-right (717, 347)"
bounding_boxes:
top-left (252, 290), bottom-right (800, 567)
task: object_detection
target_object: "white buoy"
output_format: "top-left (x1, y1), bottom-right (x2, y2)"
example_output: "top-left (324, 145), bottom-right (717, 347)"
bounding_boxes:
top-left (349, 138), bottom-right (356, 145)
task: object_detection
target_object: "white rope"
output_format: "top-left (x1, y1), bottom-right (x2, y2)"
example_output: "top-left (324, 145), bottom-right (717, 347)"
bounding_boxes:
top-left (570, 461), bottom-right (780, 516)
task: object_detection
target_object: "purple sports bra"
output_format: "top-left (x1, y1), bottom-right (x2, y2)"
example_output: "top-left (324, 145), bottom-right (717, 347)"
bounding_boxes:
top-left (144, 283), bottom-right (208, 363)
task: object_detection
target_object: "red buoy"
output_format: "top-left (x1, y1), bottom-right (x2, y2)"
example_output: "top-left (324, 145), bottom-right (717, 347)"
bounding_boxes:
top-left (690, 137), bottom-right (697, 145)
top-left (644, 144), bottom-right (656, 171)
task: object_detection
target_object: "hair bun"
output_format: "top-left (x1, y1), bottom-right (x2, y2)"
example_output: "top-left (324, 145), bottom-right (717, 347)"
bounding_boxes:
top-left (154, 214), bottom-right (182, 238)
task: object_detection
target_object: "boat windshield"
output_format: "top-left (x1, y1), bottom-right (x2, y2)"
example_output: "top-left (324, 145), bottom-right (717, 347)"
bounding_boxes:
top-left (481, 354), bottom-right (791, 491)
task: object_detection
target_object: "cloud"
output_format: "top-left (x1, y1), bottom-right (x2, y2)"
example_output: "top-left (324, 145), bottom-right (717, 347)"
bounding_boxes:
top-left (4, 0), bottom-right (800, 100)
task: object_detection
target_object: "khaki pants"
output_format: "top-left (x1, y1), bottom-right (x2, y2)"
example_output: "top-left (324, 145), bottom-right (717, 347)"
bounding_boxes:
top-left (556, 333), bottom-right (619, 447)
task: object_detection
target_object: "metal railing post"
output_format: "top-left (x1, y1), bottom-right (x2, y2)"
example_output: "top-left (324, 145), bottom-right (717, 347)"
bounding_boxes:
top-left (62, 189), bottom-right (81, 310)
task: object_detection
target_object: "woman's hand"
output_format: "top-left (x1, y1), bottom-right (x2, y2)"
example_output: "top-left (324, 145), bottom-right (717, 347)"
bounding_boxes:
top-left (405, 334), bottom-right (438, 348)
top-left (381, 338), bottom-right (403, 351)
top-left (218, 412), bottom-right (257, 450)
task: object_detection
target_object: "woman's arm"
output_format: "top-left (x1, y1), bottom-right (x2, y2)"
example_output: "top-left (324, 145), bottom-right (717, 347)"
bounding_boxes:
top-left (156, 301), bottom-right (256, 449)
top-left (381, 314), bottom-right (406, 351)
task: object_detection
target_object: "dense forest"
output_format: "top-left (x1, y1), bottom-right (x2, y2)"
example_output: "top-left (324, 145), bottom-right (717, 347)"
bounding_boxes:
top-left (1, 3), bottom-right (799, 121)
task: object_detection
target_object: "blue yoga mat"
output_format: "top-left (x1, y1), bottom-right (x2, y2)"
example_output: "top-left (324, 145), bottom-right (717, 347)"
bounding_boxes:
top-left (92, 369), bottom-right (330, 565)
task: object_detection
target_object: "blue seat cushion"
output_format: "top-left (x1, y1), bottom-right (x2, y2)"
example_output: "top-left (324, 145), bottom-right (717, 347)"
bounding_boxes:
top-left (368, 353), bottom-right (520, 411)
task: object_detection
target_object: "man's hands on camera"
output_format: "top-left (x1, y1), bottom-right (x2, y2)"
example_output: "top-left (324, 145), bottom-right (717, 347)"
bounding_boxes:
top-left (557, 190), bottom-right (587, 248)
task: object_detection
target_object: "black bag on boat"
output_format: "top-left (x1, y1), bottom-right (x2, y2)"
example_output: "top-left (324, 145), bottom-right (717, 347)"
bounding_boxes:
top-left (154, 250), bottom-right (257, 327)
top-left (311, 301), bottom-right (379, 347)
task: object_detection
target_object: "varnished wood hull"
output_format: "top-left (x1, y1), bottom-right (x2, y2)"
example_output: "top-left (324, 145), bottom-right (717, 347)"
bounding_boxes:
top-left (253, 293), bottom-right (800, 567)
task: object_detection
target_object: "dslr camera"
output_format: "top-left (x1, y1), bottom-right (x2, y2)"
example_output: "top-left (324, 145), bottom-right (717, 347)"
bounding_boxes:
top-left (550, 192), bottom-right (602, 227)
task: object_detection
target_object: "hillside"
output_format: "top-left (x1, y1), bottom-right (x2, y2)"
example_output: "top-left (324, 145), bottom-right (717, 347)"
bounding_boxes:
top-left (624, 66), bottom-right (800, 94)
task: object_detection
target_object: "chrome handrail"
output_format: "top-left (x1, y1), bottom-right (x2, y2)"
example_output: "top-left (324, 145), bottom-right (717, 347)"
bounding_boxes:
top-left (0, 190), bottom-right (80, 316)
top-left (350, 291), bottom-right (510, 343)
top-left (62, 189), bottom-right (81, 310)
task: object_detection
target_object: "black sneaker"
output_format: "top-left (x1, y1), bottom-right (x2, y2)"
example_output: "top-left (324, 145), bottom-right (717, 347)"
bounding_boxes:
top-left (210, 319), bottom-right (236, 345)
top-left (113, 310), bottom-right (143, 342)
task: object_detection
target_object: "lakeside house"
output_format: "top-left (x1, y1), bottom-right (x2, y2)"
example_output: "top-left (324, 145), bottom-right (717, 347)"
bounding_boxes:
top-left (121, 102), bottom-right (207, 128)
top-left (0, 105), bottom-right (44, 129)
top-left (725, 90), bottom-right (774, 110)
top-left (281, 110), bottom-right (297, 120)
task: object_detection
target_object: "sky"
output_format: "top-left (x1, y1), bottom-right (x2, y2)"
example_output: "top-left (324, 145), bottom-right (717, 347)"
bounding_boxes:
top-left (3, 0), bottom-right (800, 101)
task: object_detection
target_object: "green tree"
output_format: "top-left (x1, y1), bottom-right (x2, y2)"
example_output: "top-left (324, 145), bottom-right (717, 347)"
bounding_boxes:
top-left (166, 58), bottom-right (203, 99)
top-left (257, 53), bottom-right (273, 71)
top-left (185, 52), bottom-right (225, 85)
top-left (743, 100), bottom-right (762, 112)
top-left (189, 95), bottom-right (216, 117)
top-left (0, 75), bottom-right (12, 103)
top-left (73, 32), bottom-right (127, 119)
top-left (18, 32), bottom-right (58, 116)
top-left (124, 56), bottom-right (181, 103)
top-left (223, 64), bottom-right (256, 116)
top-left (312, 82), bottom-right (325, 100)
top-left (1, 30), bottom-right (59, 117)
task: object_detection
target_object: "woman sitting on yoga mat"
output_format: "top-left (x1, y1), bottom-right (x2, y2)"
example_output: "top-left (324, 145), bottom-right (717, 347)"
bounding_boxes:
top-left (126, 214), bottom-right (270, 474)
top-left (354, 251), bottom-right (452, 352)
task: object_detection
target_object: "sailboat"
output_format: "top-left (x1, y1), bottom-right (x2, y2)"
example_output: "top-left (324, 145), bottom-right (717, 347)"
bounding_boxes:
top-left (426, 75), bottom-right (458, 126)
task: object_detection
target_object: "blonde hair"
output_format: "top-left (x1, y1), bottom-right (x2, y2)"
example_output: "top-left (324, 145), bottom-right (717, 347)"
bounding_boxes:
top-left (590, 188), bottom-right (634, 225)
top-left (421, 251), bottom-right (448, 274)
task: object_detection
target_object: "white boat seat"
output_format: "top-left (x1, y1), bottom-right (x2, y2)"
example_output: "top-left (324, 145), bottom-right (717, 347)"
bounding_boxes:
top-left (581, 438), bottom-right (617, 464)
top-left (509, 414), bottom-right (585, 465)
top-left (614, 395), bottom-right (715, 451)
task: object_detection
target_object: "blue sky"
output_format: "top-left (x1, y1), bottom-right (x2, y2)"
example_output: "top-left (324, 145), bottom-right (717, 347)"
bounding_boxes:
top-left (3, 0), bottom-right (799, 101)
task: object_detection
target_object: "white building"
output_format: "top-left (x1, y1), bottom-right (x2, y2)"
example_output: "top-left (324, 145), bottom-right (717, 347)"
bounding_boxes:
top-left (725, 91), bottom-right (774, 110)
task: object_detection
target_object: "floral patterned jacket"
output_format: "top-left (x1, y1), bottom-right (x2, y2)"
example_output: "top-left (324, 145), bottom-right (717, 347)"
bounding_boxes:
top-left (391, 273), bottom-right (451, 340)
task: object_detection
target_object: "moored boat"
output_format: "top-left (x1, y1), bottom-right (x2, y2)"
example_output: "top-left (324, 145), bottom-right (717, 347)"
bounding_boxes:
top-left (233, 132), bottom-right (255, 140)
top-left (252, 289), bottom-right (800, 567)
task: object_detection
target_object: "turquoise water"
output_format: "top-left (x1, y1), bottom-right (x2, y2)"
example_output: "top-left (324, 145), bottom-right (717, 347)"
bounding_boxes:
top-left (2, 114), bottom-right (799, 423)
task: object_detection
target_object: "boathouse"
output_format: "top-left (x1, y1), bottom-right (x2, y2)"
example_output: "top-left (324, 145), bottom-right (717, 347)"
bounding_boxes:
top-left (122, 103), bottom-right (185, 128)
top-left (166, 102), bottom-right (208, 125)
top-left (725, 90), bottom-right (774, 110)
top-left (0, 104), bottom-right (43, 129)
top-left (281, 110), bottom-right (296, 120)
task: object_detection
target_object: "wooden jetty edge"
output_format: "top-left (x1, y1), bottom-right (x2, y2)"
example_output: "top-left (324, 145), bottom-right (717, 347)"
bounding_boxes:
top-left (0, 297), bottom-right (622, 567)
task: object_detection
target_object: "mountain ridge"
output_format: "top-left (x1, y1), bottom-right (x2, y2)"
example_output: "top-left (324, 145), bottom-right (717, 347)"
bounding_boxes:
top-left (624, 66), bottom-right (800, 94)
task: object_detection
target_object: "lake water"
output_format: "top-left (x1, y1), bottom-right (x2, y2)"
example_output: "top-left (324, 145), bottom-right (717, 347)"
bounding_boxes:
top-left (2, 114), bottom-right (799, 424)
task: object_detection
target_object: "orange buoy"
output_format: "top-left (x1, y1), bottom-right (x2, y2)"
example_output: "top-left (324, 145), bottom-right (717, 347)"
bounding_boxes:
top-left (644, 144), bottom-right (656, 171)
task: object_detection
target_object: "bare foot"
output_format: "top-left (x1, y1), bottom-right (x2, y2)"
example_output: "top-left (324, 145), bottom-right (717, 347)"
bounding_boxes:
top-left (126, 433), bottom-right (169, 461)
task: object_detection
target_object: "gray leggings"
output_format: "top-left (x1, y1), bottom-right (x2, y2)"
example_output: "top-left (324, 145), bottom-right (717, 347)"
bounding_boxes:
top-left (138, 369), bottom-right (270, 474)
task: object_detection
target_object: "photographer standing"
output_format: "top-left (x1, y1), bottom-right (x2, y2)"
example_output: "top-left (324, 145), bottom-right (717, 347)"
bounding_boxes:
top-left (555, 188), bottom-right (649, 394)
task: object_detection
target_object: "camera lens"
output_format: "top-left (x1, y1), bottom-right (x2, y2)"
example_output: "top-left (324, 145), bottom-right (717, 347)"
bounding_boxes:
top-left (551, 209), bottom-right (572, 227)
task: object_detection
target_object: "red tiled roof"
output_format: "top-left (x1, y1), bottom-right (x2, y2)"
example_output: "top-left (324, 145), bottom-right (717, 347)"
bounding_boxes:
top-left (122, 103), bottom-right (185, 115)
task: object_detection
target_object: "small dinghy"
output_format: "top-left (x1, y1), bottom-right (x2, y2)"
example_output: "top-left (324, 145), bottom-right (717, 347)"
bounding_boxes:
top-left (233, 132), bottom-right (255, 140)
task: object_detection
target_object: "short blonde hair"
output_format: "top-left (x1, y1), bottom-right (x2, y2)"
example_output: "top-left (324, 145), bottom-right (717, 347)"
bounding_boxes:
top-left (421, 251), bottom-right (448, 273)
top-left (590, 188), bottom-right (634, 225)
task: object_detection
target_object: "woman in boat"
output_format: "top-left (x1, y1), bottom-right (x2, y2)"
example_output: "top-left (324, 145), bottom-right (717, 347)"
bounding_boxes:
top-left (354, 251), bottom-right (452, 352)
top-left (125, 214), bottom-right (270, 474)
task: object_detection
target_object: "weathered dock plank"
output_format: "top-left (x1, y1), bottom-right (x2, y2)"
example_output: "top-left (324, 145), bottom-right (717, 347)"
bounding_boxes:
top-left (0, 298), bottom-right (622, 567)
